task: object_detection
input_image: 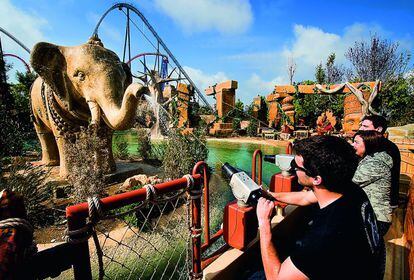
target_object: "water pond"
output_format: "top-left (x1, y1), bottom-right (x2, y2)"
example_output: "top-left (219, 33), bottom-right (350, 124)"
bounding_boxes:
top-left (114, 131), bottom-right (284, 252)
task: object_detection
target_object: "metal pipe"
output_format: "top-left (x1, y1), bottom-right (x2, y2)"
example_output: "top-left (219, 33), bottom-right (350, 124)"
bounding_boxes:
top-left (286, 142), bottom-right (293, 155)
top-left (192, 161), bottom-right (210, 246)
top-left (252, 149), bottom-right (263, 185)
top-left (66, 175), bottom-right (201, 219)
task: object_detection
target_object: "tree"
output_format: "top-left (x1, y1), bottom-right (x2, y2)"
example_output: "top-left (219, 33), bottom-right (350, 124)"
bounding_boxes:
top-left (315, 63), bottom-right (326, 84)
top-left (345, 34), bottom-right (410, 82)
top-left (293, 80), bottom-right (345, 128)
top-left (325, 53), bottom-right (345, 83)
top-left (378, 74), bottom-right (414, 126)
top-left (287, 56), bottom-right (297, 85)
top-left (345, 34), bottom-right (413, 126)
top-left (315, 53), bottom-right (345, 84)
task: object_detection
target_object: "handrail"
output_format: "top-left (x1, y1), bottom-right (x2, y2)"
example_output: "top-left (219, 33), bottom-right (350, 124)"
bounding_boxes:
top-left (66, 175), bottom-right (200, 219)
top-left (66, 174), bottom-right (203, 279)
top-left (252, 149), bottom-right (262, 185)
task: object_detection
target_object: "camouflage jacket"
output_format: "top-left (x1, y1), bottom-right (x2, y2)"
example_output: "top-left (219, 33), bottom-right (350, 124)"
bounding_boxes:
top-left (352, 151), bottom-right (393, 223)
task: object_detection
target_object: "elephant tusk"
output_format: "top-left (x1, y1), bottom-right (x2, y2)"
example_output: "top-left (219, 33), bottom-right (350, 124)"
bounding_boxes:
top-left (87, 100), bottom-right (101, 125)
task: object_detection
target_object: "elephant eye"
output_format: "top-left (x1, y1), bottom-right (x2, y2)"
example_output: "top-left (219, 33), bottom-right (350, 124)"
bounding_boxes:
top-left (74, 70), bottom-right (86, 81)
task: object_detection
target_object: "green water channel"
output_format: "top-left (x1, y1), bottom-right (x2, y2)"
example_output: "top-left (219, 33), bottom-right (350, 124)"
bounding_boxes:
top-left (115, 130), bottom-right (284, 236)
top-left (114, 131), bottom-right (283, 186)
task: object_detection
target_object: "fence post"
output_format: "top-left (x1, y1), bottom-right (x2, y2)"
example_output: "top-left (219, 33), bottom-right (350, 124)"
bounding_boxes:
top-left (192, 161), bottom-right (210, 246)
top-left (188, 174), bottom-right (202, 279)
top-left (66, 209), bottom-right (92, 280)
top-left (252, 149), bottom-right (263, 185)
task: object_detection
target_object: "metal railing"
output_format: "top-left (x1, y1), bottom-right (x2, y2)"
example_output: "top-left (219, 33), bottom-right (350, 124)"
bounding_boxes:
top-left (28, 170), bottom-right (206, 279)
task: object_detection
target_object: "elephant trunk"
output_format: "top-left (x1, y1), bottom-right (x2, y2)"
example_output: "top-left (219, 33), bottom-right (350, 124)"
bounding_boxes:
top-left (99, 83), bottom-right (147, 130)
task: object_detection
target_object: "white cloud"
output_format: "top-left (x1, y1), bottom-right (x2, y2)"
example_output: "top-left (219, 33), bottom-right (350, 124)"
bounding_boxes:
top-left (87, 12), bottom-right (123, 45)
top-left (236, 73), bottom-right (285, 103)
top-left (0, 0), bottom-right (47, 78)
top-left (154, 0), bottom-right (253, 34)
top-left (0, 0), bottom-right (47, 54)
top-left (183, 66), bottom-right (229, 93)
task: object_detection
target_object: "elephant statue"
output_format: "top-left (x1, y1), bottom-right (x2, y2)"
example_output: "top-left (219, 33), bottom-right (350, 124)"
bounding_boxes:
top-left (30, 35), bottom-right (148, 177)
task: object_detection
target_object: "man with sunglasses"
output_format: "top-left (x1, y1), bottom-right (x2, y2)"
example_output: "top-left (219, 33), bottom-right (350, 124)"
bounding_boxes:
top-left (256, 136), bottom-right (383, 280)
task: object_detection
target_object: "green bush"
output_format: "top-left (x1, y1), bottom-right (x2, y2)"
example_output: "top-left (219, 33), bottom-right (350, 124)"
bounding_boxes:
top-left (136, 129), bottom-right (151, 160)
top-left (162, 129), bottom-right (208, 180)
top-left (246, 119), bottom-right (258, 137)
top-left (114, 135), bottom-right (130, 160)
top-left (232, 118), bottom-right (241, 131)
top-left (150, 141), bottom-right (167, 162)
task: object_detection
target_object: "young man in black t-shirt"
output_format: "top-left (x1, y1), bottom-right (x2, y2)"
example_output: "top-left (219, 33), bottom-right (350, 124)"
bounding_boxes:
top-left (256, 136), bottom-right (383, 280)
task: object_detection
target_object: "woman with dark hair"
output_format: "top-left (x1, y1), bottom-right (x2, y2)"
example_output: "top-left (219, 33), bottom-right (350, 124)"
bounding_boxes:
top-left (352, 130), bottom-right (393, 235)
top-left (352, 130), bottom-right (393, 278)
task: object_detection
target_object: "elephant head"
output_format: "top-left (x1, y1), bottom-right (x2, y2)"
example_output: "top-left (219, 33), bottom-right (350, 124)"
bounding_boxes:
top-left (30, 36), bottom-right (147, 130)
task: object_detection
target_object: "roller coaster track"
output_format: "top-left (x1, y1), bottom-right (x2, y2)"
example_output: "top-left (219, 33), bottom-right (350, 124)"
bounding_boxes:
top-left (0, 26), bottom-right (31, 54)
top-left (3, 53), bottom-right (31, 72)
top-left (92, 2), bottom-right (212, 109)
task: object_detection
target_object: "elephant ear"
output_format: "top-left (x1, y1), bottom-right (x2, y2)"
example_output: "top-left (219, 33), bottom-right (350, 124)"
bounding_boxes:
top-left (122, 62), bottom-right (133, 90)
top-left (30, 42), bottom-right (71, 107)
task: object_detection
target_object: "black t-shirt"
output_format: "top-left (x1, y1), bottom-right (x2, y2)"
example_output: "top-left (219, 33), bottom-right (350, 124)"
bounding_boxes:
top-left (384, 138), bottom-right (401, 207)
top-left (290, 185), bottom-right (383, 280)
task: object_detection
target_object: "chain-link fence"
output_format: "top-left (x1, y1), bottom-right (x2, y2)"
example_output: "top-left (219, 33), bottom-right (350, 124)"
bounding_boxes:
top-left (62, 174), bottom-right (203, 280)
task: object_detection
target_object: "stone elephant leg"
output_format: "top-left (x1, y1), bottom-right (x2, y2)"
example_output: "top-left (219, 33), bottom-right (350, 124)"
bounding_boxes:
top-left (54, 135), bottom-right (69, 178)
top-left (33, 123), bottom-right (60, 166)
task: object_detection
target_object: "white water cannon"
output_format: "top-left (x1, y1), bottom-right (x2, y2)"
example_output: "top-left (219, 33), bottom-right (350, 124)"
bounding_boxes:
top-left (222, 162), bottom-right (275, 207)
top-left (264, 154), bottom-right (295, 177)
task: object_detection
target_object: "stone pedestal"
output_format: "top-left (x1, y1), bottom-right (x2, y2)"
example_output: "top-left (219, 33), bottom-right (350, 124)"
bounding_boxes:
top-left (252, 95), bottom-right (261, 119)
top-left (163, 83), bottom-right (193, 128)
top-left (177, 83), bottom-right (192, 128)
top-left (205, 80), bottom-right (238, 136)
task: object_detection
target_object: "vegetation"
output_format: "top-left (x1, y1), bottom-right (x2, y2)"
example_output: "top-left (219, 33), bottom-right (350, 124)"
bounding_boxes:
top-left (65, 127), bottom-right (109, 203)
top-left (344, 34), bottom-right (413, 126)
top-left (378, 74), bottom-right (414, 126)
top-left (1, 71), bottom-right (37, 157)
top-left (136, 128), bottom-right (151, 160)
top-left (114, 134), bottom-right (130, 160)
top-left (0, 158), bottom-right (56, 227)
top-left (345, 34), bottom-right (410, 83)
top-left (246, 119), bottom-right (258, 137)
top-left (162, 129), bottom-right (208, 180)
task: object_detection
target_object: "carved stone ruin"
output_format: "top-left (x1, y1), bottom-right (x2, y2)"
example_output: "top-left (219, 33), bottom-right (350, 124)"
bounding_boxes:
top-left (205, 80), bottom-right (238, 136)
top-left (266, 81), bottom-right (381, 137)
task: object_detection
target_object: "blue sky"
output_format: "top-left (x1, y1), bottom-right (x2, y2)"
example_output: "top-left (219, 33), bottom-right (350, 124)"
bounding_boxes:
top-left (1, 0), bottom-right (413, 104)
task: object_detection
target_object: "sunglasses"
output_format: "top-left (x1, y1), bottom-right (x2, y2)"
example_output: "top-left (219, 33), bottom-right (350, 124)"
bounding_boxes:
top-left (290, 159), bottom-right (315, 177)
